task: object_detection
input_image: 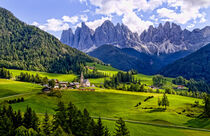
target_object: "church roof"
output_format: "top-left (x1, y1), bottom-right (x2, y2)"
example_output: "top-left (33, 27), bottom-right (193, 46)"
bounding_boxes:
top-left (83, 79), bottom-right (89, 83)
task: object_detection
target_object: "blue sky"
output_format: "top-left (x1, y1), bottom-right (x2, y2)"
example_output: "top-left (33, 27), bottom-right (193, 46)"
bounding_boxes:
top-left (1, 0), bottom-right (210, 38)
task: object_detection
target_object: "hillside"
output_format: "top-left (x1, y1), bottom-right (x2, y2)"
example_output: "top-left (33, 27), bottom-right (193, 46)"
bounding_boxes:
top-left (88, 44), bottom-right (190, 74)
top-left (159, 43), bottom-right (210, 83)
top-left (88, 45), bottom-right (155, 74)
top-left (0, 7), bottom-right (98, 73)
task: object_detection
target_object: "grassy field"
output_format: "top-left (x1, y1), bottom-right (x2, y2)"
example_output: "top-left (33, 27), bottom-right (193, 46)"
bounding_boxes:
top-left (102, 119), bottom-right (210, 136)
top-left (0, 79), bottom-right (42, 98)
top-left (0, 78), bottom-right (209, 135)
top-left (0, 65), bottom-right (209, 135)
top-left (9, 69), bottom-right (77, 82)
top-left (86, 62), bottom-right (119, 71)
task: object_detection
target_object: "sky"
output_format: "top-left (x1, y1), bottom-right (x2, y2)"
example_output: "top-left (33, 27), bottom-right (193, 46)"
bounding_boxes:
top-left (1, 0), bottom-right (210, 39)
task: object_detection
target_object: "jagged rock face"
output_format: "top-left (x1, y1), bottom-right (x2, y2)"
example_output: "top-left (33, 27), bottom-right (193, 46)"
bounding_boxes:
top-left (73, 23), bottom-right (94, 50)
top-left (60, 20), bottom-right (210, 54)
top-left (94, 20), bottom-right (116, 46)
top-left (60, 28), bottom-right (74, 46)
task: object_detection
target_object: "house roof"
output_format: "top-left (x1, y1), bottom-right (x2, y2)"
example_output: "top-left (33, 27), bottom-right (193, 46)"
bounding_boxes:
top-left (59, 82), bottom-right (68, 84)
top-left (83, 79), bottom-right (89, 83)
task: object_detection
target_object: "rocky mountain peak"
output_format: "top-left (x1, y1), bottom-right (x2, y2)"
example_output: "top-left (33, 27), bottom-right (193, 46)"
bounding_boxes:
top-left (60, 20), bottom-right (210, 54)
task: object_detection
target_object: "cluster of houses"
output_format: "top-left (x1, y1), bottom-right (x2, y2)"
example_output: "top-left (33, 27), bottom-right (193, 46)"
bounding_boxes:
top-left (42, 72), bottom-right (95, 93)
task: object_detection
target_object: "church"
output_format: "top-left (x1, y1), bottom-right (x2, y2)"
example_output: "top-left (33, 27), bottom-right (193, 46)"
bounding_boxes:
top-left (80, 72), bottom-right (90, 87)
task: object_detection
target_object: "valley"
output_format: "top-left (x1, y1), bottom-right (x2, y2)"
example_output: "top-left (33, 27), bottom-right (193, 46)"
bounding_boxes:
top-left (0, 64), bottom-right (210, 136)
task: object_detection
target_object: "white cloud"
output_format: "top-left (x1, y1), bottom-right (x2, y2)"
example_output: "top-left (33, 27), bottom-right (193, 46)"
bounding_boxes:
top-left (122, 12), bottom-right (153, 34)
top-left (62, 16), bottom-right (79, 24)
top-left (32, 18), bottom-right (69, 32)
top-left (79, 0), bottom-right (88, 5)
top-left (31, 21), bottom-right (39, 26)
top-left (80, 15), bottom-right (88, 22)
top-left (88, 0), bottom-right (161, 34)
top-left (187, 24), bottom-right (195, 29)
top-left (157, 0), bottom-right (210, 24)
top-left (150, 15), bottom-right (158, 22)
top-left (77, 16), bottom-right (112, 30)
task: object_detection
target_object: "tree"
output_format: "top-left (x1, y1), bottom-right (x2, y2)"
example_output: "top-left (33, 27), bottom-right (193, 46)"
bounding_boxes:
top-left (23, 106), bottom-right (39, 131)
top-left (104, 127), bottom-right (111, 136)
top-left (94, 117), bottom-right (105, 136)
top-left (114, 118), bottom-right (129, 136)
top-left (42, 112), bottom-right (51, 135)
top-left (152, 75), bottom-right (166, 88)
top-left (15, 126), bottom-right (28, 136)
top-left (158, 97), bottom-right (161, 107)
top-left (52, 126), bottom-right (69, 136)
top-left (49, 79), bottom-right (55, 88)
top-left (42, 77), bottom-right (48, 85)
top-left (161, 93), bottom-right (169, 109)
top-left (204, 95), bottom-right (210, 117)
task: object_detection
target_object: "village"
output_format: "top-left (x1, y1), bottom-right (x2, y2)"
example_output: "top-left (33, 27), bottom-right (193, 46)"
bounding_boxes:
top-left (42, 72), bottom-right (95, 93)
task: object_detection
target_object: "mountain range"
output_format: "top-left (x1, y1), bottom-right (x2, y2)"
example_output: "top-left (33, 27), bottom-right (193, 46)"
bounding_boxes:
top-left (61, 20), bottom-right (210, 55)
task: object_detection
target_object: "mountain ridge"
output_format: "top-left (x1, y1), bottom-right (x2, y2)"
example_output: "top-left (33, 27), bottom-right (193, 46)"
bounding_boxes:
top-left (88, 44), bottom-right (191, 74)
top-left (61, 20), bottom-right (210, 55)
top-left (159, 43), bottom-right (210, 83)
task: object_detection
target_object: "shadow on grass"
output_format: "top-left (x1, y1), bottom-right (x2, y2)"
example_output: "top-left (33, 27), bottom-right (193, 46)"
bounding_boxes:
top-left (148, 108), bottom-right (166, 113)
top-left (185, 118), bottom-right (210, 129)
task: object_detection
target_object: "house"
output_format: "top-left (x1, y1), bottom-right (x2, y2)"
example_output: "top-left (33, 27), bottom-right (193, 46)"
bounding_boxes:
top-left (177, 85), bottom-right (185, 90)
top-left (69, 82), bottom-right (80, 88)
top-left (59, 81), bottom-right (68, 89)
top-left (42, 87), bottom-right (51, 93)
top-left (54, 83), bottom-right (59, 89)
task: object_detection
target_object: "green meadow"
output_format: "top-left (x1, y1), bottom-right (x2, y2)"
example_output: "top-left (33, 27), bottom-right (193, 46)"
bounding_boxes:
top-left (0, 86), bottom-right (209, 135)
top-left (0, 79), bottom-right (42, 98)
top-left (9, 69), bottom-right (77, 82)
top-left (0, 65), bottom-right (210, 135)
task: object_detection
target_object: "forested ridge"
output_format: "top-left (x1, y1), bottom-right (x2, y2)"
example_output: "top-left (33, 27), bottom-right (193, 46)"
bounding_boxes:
top-left (159, 43), bottom-right (210, 83)
top-left (0, 7), bottom-right (99, 74)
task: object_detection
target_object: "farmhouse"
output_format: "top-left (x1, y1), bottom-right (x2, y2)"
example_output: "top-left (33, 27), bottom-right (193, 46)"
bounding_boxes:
top-left (59, 81), bottom-right (68, 89)
top-left (177, 85), bottom-right (185, 89)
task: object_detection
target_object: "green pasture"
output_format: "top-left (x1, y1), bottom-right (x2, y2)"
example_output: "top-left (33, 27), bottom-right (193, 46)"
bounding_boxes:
top-left (9, 69), bottom-right (77, 82)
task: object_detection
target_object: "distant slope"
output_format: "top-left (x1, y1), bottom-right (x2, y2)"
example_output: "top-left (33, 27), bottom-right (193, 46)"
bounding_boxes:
top-left (159, 43), bottom-right (210, 83)
top-left (88, 45), bottom-right (158, 74)
top-left (88, 45), bottom-right (190, 74)
top-left (0, 7), bottom-right (98, 73)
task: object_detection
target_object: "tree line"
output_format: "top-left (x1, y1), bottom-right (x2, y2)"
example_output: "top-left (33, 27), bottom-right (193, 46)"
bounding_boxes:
top-left (172, 76), bottom-right (210, 93)
top-left (0, 101), bottom-right (130, 136)
top-left (16, 72), bottom-right (48, 85)
top-left (104, 71), bottom-right (140, 89)
top-left (0, 67), bottom-right (12, 79)
top-left (83, 68), bottom-right (108, 79)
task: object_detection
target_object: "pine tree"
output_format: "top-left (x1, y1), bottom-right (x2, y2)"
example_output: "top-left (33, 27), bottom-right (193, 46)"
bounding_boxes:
top-left (94, 117), bottom-right (105, 136)
top-left (23, 106), bottom-right (39, 131)
top-left (53, 101), bottom-right (69, 133)
top-left (52, 125), bottom-right (70, 136)
top-left (114, 118), bottom-right (129, 136)
top-left (42, 112), bottom-right (51, 135)
top-left (15, 110), bottom-right (22, 128)
top-left (104, 127), bottom-right (110, 136)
